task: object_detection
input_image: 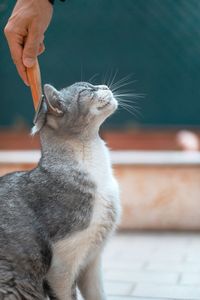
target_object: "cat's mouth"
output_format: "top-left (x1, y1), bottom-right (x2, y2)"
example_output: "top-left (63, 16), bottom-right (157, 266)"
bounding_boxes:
top-left (97, 101), bottom-right (110, 110)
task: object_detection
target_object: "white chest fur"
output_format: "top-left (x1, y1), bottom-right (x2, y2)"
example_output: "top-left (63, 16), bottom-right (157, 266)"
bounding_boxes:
top-left (82, 138), bottom-right (120, 221)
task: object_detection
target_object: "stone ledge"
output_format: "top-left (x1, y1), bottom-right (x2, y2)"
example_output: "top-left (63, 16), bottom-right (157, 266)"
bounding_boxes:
top-left (0, 150), bottom-right (200, 165)
top-left (0, 150), bottom-right (200, 230)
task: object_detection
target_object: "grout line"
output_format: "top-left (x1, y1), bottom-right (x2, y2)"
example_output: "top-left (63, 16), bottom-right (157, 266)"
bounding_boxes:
top-left (129, 282), bottom-right (137, 294)
top-left (176, 272), bottom-right (182, 284)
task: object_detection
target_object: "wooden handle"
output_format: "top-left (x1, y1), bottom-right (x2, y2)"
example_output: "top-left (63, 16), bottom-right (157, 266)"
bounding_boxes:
top-left (26, 59), bottom-right (42, 110)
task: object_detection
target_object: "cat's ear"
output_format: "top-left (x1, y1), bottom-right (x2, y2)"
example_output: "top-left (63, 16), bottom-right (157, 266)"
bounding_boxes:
top-left (44, 84), bottom-right (65, 117)
top-left (31, 84), bottom-right (65, 135)
top-left (31, 97), bottom-right (47, 135)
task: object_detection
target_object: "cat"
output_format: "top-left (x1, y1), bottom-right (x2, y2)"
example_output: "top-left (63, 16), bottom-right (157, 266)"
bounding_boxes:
top-left (0, 82), bottom-right (121, 300)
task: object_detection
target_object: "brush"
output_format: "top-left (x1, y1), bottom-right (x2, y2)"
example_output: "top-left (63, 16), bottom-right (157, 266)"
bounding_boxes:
top-left (26, 59), bottom-right (44, 124)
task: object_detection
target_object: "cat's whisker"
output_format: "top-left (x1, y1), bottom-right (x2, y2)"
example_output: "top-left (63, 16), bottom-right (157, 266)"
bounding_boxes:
top-left (107, 73), bottom-right (143, 119)
top-left (101, 71), bottom-right (106, 85)
top-left (114, 91), bottom-right (142, 118)
top-left (110, 73), bottom-right (132, 87)
top-left (114, 96), bottom-right (138, 103)
top-left (88, 73), bottom-right (99, 83)
top-left (107, 69), bottom-right (115, 88)
top-left (113, 88), bottom-right (143, 95)
top-left (107, 69), bottom-right (119, 89)
top-left (117, 100), bottom-right (139, 109)
top-left (114, 93), bottom-right (143, 99)
top-left (120, 103), bottom-right (141, 112)
top-left (118, 102), bottom-right (142, 118)
top-left (109, 74), bottom-right (134, 91)
top-left (102, 68), bottom-right (112, 86)
top-left (113, 90), bottom-right (135, 95)
top-left (119, 97), bottom-right (141, 108)
top-left (80, 64), bottom-right (84, 82)
top-left (111, 80), bottom-right (136, 92)
top-left (117, 99), bottom-right (139, 106)
top-left (119, 105), bottom-right (138, 117)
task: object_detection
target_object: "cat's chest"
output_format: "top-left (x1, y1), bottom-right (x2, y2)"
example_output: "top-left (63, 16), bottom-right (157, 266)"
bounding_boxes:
top-left (83, 142), bottom-right (120, 218)
top-left (48, 144), bottom-right (120, 280)
top-left (77, 148), bottom-right (120, 243)
top-left (83, 144), bottom-right (117, 194)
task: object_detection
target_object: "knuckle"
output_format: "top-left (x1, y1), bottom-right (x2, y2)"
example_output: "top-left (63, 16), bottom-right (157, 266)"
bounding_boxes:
top-left (4, 24), bottom-right (12, 36)
top-left (24, 48), bottom-right (36, 57)
top-left (24, 42), bottom-right (39, 55)
top-left (4, 22), bottom-right (16, 37)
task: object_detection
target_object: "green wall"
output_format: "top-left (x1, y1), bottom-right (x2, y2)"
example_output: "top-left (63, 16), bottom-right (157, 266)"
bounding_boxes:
top-left (1, 0), bottom-right (200, 128)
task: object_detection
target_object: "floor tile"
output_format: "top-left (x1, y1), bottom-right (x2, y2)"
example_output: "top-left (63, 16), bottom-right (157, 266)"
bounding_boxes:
top-left (132, 283), bottom-right (200, 299)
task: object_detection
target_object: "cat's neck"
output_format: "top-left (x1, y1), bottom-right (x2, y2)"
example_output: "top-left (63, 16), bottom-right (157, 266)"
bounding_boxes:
top-left (39, 127), bottom-right (105, 169)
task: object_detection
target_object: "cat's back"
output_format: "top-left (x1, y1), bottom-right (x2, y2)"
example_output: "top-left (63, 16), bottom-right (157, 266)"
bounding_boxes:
top-left (0, 170), bottom-right (52, 299)
top-left (0, 169), bottom-right (50, 249)
top-left (0, 170), bottom-right (32, 216)
top-left (0, 170), bottom-right (26, 190)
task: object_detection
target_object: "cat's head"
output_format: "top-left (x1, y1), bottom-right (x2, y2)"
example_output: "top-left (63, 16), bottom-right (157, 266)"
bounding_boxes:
top-left (32, 82), bottom-right (118, 137)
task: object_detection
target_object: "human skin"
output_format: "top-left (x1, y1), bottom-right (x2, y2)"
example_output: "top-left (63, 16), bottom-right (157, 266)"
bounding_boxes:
top-left (4, 0), bottom-right (53, 86)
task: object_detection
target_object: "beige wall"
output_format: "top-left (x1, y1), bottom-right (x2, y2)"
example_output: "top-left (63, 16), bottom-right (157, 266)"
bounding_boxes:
top-left (1, 159), bottom-right (200, 230)
top-left (115, 165), bottom-right (200, 230)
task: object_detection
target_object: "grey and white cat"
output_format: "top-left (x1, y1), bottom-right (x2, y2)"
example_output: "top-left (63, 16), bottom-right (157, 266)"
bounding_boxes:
top-left (0, 82), bottom-right (121, 300)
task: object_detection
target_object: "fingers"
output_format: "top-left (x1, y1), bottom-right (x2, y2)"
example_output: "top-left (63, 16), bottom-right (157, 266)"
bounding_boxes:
top-left (15, 60), bottom-right (30, 86)
top-left (22, 24), bottom-right (42, 68)
top-left (4, 0), bottom-right (53, 86)
top-left (4, 23), bottom-right (45, 86)
top-left (4, 26), bottom-right (29, 86)
top-left (38, 42), bottom-right (45, 55)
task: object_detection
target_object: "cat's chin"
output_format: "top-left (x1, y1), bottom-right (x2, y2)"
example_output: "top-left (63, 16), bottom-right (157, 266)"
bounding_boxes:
top-left (107, 98), bottom-right (118, 113)
top-left (98, 98), bottom-right (118, 112)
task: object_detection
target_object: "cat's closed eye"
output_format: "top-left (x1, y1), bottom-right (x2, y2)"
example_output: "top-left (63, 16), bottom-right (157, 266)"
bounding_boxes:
top-left (79, 89), bottom-right (95, 99)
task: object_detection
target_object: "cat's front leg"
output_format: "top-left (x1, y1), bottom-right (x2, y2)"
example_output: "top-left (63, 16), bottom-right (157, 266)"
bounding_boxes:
top-left (78, 253), bottom-right (107, 300)
top-left (47, 264), bottom-right (76, 300)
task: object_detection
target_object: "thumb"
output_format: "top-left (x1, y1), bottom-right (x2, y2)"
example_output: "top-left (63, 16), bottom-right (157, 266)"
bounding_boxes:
top-left (22, 27), bottom-right (40, 68)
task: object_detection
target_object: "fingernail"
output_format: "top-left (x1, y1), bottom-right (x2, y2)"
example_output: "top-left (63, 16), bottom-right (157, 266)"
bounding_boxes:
top-left (23, 58), bottom-right (35, 67)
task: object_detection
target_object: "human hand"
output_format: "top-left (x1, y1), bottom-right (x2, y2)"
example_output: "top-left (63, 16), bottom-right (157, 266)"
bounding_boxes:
top-left (4, 0), bottom-right (53, 86)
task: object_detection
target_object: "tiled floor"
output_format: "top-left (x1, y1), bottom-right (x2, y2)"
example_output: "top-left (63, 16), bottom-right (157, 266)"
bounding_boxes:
top-left (101, 232), bottom-right (200, 300)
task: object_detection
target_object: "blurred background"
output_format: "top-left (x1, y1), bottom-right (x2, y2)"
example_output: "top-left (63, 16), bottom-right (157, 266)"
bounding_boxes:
top-left (1, 2), bottom-right (200, 298)
top-left (1, 0), bottom-right (200, 129)
top-left (1, 0), bottom-right (200, 230)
